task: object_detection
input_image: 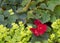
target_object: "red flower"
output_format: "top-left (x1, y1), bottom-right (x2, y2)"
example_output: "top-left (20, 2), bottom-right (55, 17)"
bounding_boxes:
top-left (30, 19), bottom-right (47, 36)
top-left (37, 24), bottom-right (47, 35)
top-left (30, 28), bottom-right (40, 36)
top-left (34, 19), bottom-right (42, 26)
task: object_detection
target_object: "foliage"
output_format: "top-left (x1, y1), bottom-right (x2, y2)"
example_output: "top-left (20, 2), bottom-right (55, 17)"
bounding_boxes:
top-left (0, 21), bottom-right (32, 43)
top-left (30, 19), bottom-right (47, 36)
top-left (0, 0), bottom-right (60, 26)
top-left (48, 19), bottom-right (60, 43)
top-left (0, 0), bottom-right (60, 43)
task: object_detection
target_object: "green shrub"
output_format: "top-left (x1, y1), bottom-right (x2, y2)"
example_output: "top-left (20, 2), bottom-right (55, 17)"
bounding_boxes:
top-left (0, 21), bottom-right (32, 43)
top-left (48, 19), bottom-right (60, 43)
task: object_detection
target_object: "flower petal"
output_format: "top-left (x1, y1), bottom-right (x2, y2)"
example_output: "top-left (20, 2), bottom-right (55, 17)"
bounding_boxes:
top-left (34, 19), bottom-right (42, 26)
top-left (30, 28), bottom-right (40, 36)
top-left (37, 24), bottom-right (47, 35)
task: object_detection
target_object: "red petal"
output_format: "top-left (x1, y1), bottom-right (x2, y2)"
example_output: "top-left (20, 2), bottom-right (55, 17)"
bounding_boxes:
top-left (30, 28), bottom-right (40, 36)
top-left (37, 24), bottom-right (47, 35)
top-left (34, 19), bottom-right (42, 26)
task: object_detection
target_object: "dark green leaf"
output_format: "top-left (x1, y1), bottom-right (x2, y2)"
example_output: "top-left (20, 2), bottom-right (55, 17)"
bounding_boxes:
top-left (0, 15), bottom-right (4, 21)
top-left (47, 0), bottom-right (60, 11)
top-left (7, 15), bottom-right (18, 23)
top-left (40, 10), bottom-right (50, 23)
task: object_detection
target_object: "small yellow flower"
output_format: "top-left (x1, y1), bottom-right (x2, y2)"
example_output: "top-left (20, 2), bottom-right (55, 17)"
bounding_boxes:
top-left (8, 9), bottom-right (14, 15)
top-left (19, 21), bottom-right (23, 24)
top-left (18, 41), bottom-right (22, 43)
top-left (26, 30), bottom-right (32, 34)
top-left (50, 33), bottom-right (55, 40)
top-left (51, 22), bottom-right (57, 28)
top-left (0, 24), bottom-right (4, 29)
top-left (28, 25), bottom-right (32, 28)
top-left (57, 31), bottom-right (60, 34)
top-left (26, 26), bottom-right (32, 32)
top-left (51, 19), bottom-right (60, 29)
top-left (22, 38), bottom-right (27, 42)
top-left (8, 9), bottom-right (13, 12)
top-left (57, 30), bottom-right (60, 37)
top-left (12, 23), bottom-right (19, 29)
top-left (20, 31), bottom-right (26, 36)
top-left (56, 19), bottom-right (60, 25)
top-left (10, 12), bottom-right (14, 15)
top-left (19, 21), bottom-right (24, 27)
top-left (12, 23), bottom-right (15, 25)
top-left (48, 39), bottom-right (52, 43)
top-left (19, 21), bottom-right (23, 25)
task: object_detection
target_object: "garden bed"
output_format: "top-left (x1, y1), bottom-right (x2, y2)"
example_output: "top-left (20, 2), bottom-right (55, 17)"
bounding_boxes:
top-left (0, 0), bottom-right (60, 43)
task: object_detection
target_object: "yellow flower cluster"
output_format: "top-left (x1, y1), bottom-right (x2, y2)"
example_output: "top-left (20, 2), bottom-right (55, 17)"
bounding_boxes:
top-left (8, 9), bottom-right (14, 15)
top-left (0, 25), bottom-right (8, 39)
top-left (48, 19), bottom-right (60, 43)
top-left (50, 33), bottom-right (55, 40)
top-left (0, 21), bottom-right (32, 43)
top-left (51, 19), bottom-right (60, 29)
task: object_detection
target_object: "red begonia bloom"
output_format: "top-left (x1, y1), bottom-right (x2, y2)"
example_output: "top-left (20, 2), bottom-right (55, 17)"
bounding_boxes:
top-left (30, 28), bottom-right (40, 36)
top-left (37, 24), bottom-right (47, 35)
top-left (34, 19), bottom-right (42, 26)
top-left (30, 19), bottom-right (47, 36)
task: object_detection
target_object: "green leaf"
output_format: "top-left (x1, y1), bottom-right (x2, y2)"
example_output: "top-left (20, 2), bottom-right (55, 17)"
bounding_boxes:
top-left (34, 9), bottom-right (42, 19)
top-left (50, 14), bottom-right (56, 22)
top-left (5, 36), bottom-right (11, 41)
top-left (47, 0), bottom-right (60, 11)
top-left (0, 41), bottom-right (4, 43)
top-left (27, 10), bottom-right (34, 19)
top-left (30, 33), bottom-right (49, 43)
top-left (40, 10), bottom-right (50, 23)
top-left (47, 26), bottom-right (52, 33)
top-left (35, 41), bottom-right (41, 43)
top-left (18, 14), bottom-right (27, 23)
top-left (11, 6), bottom-right (16, 11)
top-left (0, 8), bottom-right (3, 15)
top-left (40, 3), bottom-right (47, 9)
top-left (30, 35), bottom-right (42, 43)
top-left (21, 0), bottom-right (31, 7)
top-left (42, 40), bottom-right (48, 43)
top-left (0, 0), bottom-right (2, 7)
top-left (7, 15), bottom-right (18, 23)
top-left (4, 10), bottom-right (10, 17)
top-left (29, 1), bottom-right (37, 9)
top-left (0, 15), bottom-right (4, 21)
top-left (54, 5), bottom-right (60, 18)
top-left (36, 0), bottom-right (44, 3)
